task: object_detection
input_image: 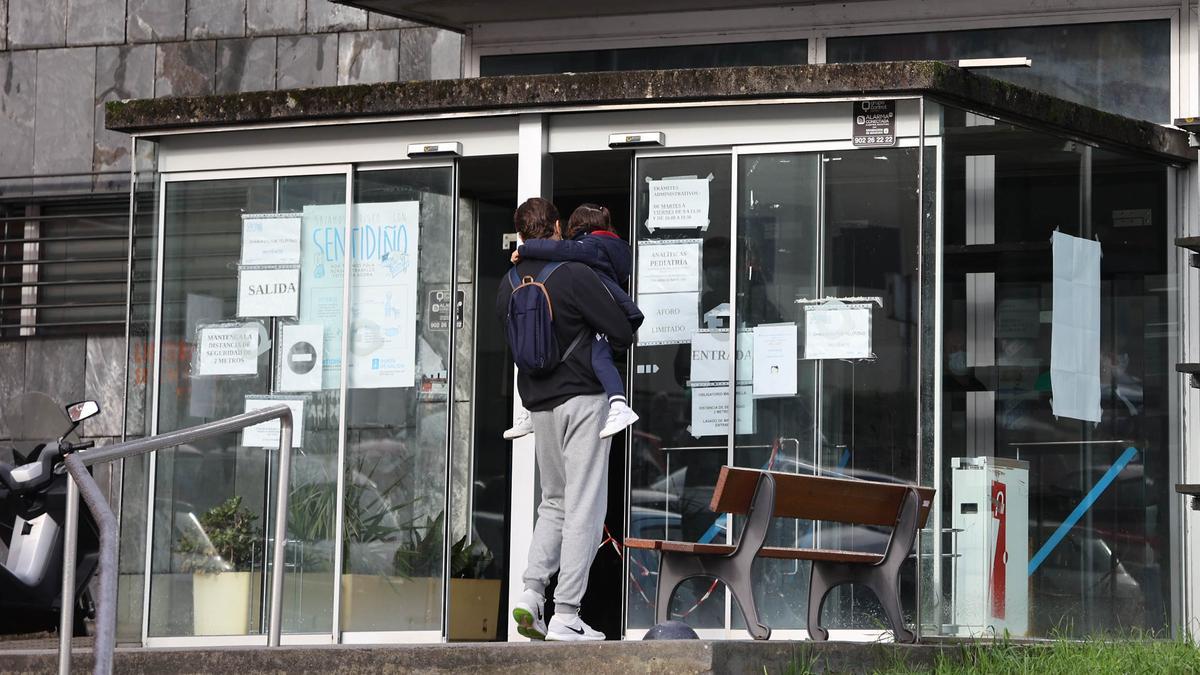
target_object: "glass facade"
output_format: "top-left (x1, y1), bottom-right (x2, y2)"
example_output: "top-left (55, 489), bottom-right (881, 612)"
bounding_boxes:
top-left (934, 106), bottom-right (1174, 635)
top-left (828, 20), bottom-right (1171, 123)
top-left (479, 39), bottom-right (808, 76)
top-left (117, 89), bottom-right (1182, 645)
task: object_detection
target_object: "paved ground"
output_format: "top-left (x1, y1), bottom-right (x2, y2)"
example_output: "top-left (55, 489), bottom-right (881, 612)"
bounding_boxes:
top-left (0, 638), bottom-right (969, 674)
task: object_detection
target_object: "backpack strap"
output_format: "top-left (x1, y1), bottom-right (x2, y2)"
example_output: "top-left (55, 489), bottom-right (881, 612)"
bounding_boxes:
top-left (507, 266), bottom-right (522, 290)
top-left (534, 261), bottom-right (565, 283)
top-left (559, 329), bottom-right (589, 362)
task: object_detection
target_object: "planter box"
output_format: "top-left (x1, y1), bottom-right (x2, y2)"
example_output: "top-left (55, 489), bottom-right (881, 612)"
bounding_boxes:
top-left (192, 571), bottom-right (253, 636)
top-left (340, 574), bottom-right (439, 632)
top-left (449, 578), bottom-right (502, 641)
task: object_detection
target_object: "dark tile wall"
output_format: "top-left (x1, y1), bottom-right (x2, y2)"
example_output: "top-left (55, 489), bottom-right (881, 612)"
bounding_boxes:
top-left (0, 0), bottom-right (463, 179)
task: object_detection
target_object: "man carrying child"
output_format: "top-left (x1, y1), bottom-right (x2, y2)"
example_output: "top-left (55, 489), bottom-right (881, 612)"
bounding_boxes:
top-left (497, 198), bottom-right (639, 641)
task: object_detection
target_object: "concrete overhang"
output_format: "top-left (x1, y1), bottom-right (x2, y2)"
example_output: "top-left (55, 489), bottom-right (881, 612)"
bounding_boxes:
top-left (104, 61), bottom-right (1194, 163)
top-left (331, 0), bottom-right (855, 32)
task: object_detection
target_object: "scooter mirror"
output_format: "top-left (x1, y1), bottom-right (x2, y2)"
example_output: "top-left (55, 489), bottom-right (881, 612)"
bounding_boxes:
top-left (66, 400), bottom-right (100, 423)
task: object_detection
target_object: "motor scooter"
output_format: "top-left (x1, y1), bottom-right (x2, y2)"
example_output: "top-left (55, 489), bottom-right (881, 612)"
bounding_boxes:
top-left (0, 392), bottom-right (101, 636)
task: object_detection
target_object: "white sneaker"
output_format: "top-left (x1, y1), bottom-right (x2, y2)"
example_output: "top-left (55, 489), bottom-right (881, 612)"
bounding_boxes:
top-left (504, 409), bottom-right (534, 440)
top-left (546, 614), bottom-right (605, 641)
top-left (512, 593), bottom-right (546, 640)
top-left (599, 400), bottom-right (639, 439)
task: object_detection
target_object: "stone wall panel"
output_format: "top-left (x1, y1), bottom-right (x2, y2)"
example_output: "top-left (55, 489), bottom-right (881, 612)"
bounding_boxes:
top-left (0, 51), bottom-right (37, 176)
top-left (155, 40), bottom-right (216, 97)
top-left (337, 29), bottom-right (398, 85)
top-left (0, 342), bottom-right (27, 440)
top-left (67, 0), bottom-right (126, 46)
top-left (94, 44), bottom-right (155, 175)
top-left (246, 0), bottom-right (305, 36)
top-left (216, 37), bottom-right (276, 94)
top-left (399, 27), bottom-right (461, 81)
top-left (25, 338), bottom-right (87, 408)
top-left (10, 0), bottom-right (68, 49)
top-left (368, 12), bottom-right (416, 30)
top-left (34, 48), bottom-right (97, 175)
top-left (187, 0), bottom-right (247, 40)
top-left (0, 0), bottom-right (9, 51)
top-left (127, 0), bottom-right (186, 43)
top-left (277, 33), bottom-right (338, 89)
top-left (307, 0), bottom-right (366, 33)
top-left (83, 335), bottom-right (126, 437)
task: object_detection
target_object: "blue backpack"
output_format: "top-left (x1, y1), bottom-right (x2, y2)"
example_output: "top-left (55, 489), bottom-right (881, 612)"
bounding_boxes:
top-left (506, 262), bottom-right (587, 376)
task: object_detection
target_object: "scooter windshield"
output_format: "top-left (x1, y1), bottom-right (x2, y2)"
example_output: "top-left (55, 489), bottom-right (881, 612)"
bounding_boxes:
top-left (3, 391), bottom-right (70, 443)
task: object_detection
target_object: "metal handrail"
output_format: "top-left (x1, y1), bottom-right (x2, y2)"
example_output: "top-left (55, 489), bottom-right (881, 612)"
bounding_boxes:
top-left (58, 404), bottom-right (294, 675)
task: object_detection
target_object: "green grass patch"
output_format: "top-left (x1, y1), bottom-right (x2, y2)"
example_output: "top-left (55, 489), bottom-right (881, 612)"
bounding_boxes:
top-left (771, 634), bottom-right (1200, 675)
top-left (902, 638), bottom-right (1200, 675)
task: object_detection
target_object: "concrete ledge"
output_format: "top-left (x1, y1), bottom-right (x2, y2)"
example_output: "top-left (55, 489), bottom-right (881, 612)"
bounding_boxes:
top-left (104, 61), bottom-right (1192, 161)
top-left (0, 639), bottom-right (969, 675)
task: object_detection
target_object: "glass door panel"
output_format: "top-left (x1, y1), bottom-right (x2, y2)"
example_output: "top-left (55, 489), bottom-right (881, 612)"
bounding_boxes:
top-left (149, 172), bottom-right (347, 639)
top-left (732, 146), bottom-right (921, 632)
top-left (627, 153), bottom-right (732, 631)
top-left (339, 166), bottom-right (454, 635)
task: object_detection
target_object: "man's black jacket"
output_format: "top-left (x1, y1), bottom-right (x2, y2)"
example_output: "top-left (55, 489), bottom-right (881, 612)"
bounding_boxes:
top-left (496, 258), bottom-right (635, 411)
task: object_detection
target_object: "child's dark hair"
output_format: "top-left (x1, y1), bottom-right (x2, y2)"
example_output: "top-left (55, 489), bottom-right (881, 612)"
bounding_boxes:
top-left (566, 203), bottom-right (612, 240)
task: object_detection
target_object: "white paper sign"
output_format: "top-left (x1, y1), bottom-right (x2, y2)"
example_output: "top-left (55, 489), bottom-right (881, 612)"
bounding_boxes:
top-left (690, 329), bottom-right (753, 384)
top-left (803, 303), bottom-right (873, 360)
top-left (237, 266), bottom-right (300, 318)
top-left (637, 291), bottom-right (698, 346)
top-left (753, 323), bottom-right (798, 398)
top-left (241, 214), bottom-right (302, 266)
top-left (690, 384), bottom-right (755, 437)
top-left (1051, 231), bottom-right (1101, 423)
top-left (242, 397), bottom-right (304, 448)
top-left (277, 324), bottom-right (323, 392)
top-left (194, 323), bottom-right (259, 376)
top-left (637, 239), bottom-right (702, 293)
top-left (299, 201), bottom-right (421, 389)
top-left (646, 177), bottom-right (710, 231)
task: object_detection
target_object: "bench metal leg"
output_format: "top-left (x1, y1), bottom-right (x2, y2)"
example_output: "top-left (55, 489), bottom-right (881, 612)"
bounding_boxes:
top-left (807, 561), bottom-right (854, 642)
top-left (723, 567), bottom-right (771, 640)
top-left (652, 473), bottom-right (776, 640)
top-left (806, 488), bottom-right (922, 644)
top-left (656, 551), bottom-right (772, 640)
top-left (656, 552), bottom-right (703, 625)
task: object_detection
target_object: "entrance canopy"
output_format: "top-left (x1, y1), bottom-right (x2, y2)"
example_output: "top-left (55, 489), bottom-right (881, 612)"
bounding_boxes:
top-left (106, 62), bottom-right (1190, 162)
top-left (332, 0), bottom-right (859, 31)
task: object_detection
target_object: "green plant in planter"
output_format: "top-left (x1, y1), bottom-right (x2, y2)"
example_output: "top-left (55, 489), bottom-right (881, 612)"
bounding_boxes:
top-left (176, 496), bottom-right (262, 575)
top-left (450, 535), bottom-right (494, 580)
top-left (391, 511), bottom-right (495, 580)
top-left (287, 457), bottom-right (416, 573)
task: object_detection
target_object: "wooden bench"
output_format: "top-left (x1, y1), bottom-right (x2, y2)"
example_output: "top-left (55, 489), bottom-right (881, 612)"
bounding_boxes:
top-left (626, 466), bottom-right (935, 642)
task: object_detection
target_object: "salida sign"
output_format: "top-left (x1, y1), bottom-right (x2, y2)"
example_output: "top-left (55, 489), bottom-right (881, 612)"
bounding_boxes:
top-left (238, 266), bottom-right (300, 317)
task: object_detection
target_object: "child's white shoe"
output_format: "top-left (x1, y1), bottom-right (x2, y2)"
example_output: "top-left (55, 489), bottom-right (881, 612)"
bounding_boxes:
top-left (504, 409), bottom-right (534, 440)
top-left (599, 400), bottom-right (638, 439)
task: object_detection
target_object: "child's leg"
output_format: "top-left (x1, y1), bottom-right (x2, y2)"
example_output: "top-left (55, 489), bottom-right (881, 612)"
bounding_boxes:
top-left (590, 334), bottom-right (626, 403)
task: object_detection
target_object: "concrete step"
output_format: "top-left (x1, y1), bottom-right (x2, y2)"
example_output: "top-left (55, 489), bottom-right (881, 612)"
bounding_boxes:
top-left (2, 640), bottom-right (960, 674)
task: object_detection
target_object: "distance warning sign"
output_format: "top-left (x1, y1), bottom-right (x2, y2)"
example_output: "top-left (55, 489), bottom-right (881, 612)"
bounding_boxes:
top-left (852, 100), bottom-right (896, 147)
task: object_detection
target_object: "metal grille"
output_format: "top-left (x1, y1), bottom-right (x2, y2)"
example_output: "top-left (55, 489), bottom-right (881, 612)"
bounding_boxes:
top-left (0, 194), bottom-right (137, 337)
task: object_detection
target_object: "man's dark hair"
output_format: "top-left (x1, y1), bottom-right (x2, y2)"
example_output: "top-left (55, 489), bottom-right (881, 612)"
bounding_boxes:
top-left (514, 198), bottom-right (559, 241)
top-left (566, 203), bottom-right (612, 240)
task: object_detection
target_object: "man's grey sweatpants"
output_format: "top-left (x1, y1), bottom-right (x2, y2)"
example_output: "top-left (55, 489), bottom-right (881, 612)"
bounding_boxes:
top-left (523, 393), bottom-right (611, 615)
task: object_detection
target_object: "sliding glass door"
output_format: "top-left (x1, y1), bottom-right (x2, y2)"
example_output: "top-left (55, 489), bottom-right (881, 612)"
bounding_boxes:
top-left (145, 162), bottom-right (458, 645)
top-left (625, 140), bottom-right (930, 638)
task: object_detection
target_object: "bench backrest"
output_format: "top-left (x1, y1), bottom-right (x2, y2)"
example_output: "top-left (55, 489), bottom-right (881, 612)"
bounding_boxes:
top-left (711, 466), bottom-right (935, 528)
